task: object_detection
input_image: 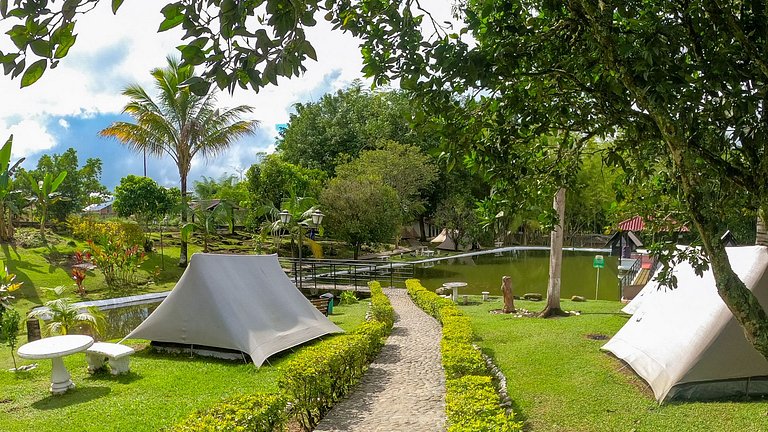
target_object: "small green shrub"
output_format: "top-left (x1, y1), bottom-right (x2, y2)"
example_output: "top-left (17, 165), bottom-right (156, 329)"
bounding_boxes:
top-left (442, 315), bottom-right (473, 343)
top-left (173, 393), bottom-right (286, 432)
top-left (446, 376), bottom-right (523, 432)
top-left (338, 290), bottom-right (358, 305)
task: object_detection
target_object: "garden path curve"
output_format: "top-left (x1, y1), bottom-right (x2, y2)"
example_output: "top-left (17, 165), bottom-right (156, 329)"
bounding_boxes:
top-left (313, 288), bottom-right (446, 431)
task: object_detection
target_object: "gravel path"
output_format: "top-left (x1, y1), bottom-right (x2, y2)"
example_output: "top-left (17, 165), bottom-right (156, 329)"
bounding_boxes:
top-left (313, 288), bottom-right (446, 432)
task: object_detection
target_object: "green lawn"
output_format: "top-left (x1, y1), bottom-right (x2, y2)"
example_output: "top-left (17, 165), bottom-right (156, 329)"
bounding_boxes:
top-left (460, 298), bottom-right (768, 432)
top-left (2, 233), bottom-right (199, 315)
top-left (0, 302), bottom-right (369, 431)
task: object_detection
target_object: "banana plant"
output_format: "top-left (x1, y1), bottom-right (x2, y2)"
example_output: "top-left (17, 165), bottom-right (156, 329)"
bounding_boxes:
top-left (0, 136), bottom-right (26, 242)
top-left (25, 169), bottom-right (67, 238)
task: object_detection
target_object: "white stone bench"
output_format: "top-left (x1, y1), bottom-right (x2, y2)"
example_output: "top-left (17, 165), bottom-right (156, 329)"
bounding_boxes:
top-left (86, 342), bottom-right (135, 375)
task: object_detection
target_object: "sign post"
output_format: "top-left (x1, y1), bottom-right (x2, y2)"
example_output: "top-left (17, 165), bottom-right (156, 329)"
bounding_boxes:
top-left (593, 255), bottom-right (605, 300)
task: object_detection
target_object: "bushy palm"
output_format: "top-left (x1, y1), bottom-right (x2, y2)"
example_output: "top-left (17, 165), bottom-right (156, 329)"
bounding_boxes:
top-left (28, 287), bottom-right (106, 336)
top-left (100, 57), bottom-right (258, 267)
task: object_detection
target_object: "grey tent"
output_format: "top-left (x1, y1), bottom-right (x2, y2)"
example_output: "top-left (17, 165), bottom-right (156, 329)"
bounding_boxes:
top-left (123, 253), bottom-right (343, 366)
top-left (603, 246), bottom-right (768, 402)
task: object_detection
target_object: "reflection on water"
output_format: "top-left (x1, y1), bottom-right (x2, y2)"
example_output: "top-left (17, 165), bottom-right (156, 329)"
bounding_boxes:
top-left (414, 249), bottom-right (621, 301)
top-left (101, 302), bottom-right (160, 340)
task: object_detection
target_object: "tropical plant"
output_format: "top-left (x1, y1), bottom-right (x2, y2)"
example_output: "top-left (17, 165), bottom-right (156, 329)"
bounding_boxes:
top-left (25, 169), bottom-right (67, 237)
top-left (99, 57), bottom-right (259, 267)
top-left (85, 239), bottom-right (147, 290)
top-left (1, 308), bottom-right (21, 370)
top-left (0, 136), bottom-right (25, 242)
top-left (28, 286), bottom-right (106, 336)
top-left (16, 148), bottom-right (107, 222)
top-left (180, 201), bottom-right (230, 253)
top-left (339, 291), bottom-right (358, 305)
top-left (261, 193), bottom-right (323, 259)
top-left (0, 263), bottom-right (22, 318)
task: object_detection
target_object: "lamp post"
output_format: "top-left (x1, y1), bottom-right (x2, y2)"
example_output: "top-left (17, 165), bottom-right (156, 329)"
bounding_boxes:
top-left (279, 209), bottom-right (323, 290)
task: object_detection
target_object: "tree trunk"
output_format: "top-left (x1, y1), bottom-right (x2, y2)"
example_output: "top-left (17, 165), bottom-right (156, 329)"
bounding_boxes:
top-left (353, 244), bottom-right (359, 260)
top-left (757, 209), bottom-right (768, 246)
top-left (178, 176), bottom-right (188, 268)
top-left (419, 216), bottom-right (427, 242)
top-left (540, 188), bottom-right (569, 318)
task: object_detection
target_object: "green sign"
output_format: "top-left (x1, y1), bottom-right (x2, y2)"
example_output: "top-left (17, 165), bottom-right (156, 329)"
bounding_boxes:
top-left (593, 255), bottom-right (605, 269)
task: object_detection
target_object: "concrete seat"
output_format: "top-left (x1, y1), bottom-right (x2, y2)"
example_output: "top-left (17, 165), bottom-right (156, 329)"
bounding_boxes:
top-left (86, 342), bottom-right (135, 375)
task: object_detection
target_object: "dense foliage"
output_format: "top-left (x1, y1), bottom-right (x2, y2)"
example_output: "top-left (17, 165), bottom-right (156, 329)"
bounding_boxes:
top-left (173, 393), bottom-right (287, 432)
top-left (113, 175), bottom-right (179, 224)
top-left (16, 148), bottom-right (107, 223)
top-left (320, 176), bottom-right (401, 259)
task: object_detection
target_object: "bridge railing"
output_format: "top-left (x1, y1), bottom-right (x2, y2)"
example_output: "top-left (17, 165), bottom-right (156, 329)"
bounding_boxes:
top-left (278, 257), bottom-right (416, 291)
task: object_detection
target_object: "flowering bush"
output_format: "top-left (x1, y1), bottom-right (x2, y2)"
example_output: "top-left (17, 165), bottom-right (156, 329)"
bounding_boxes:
top-left (85, 239), bottom-right (147, 290)
top-left (68, 216), bottom-right (145, 248)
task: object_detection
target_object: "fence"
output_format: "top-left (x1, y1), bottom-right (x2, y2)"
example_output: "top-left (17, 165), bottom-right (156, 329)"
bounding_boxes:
top-left (279, 257), bottom-right (416, 291)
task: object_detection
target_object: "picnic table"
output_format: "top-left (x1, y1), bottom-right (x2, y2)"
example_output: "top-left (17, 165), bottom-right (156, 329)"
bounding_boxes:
top-left (442, 281), bottom-right (468, 302)
top-left (18, 335), bottom-right (94, 394)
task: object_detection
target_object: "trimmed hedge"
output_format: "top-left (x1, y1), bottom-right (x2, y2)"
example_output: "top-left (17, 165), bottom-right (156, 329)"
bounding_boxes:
top-left (405, 279), bottom-right (522, 432)
top-left (278, 281), bottom-right (394, 431)
top-left (172, 393), bottom-right (286, 432)
top-left (174, 284), bottom-right (395, 432)
top-left (447, 376), bottom-right (522, 432)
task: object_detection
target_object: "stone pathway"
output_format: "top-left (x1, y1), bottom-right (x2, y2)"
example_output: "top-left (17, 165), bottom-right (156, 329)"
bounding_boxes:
top-left (313, 288), bottom-right (446, 432)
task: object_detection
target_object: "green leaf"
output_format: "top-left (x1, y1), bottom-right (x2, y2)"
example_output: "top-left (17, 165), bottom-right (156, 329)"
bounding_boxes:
top-left (159, 14), bottom-right (184, 32)
top-left (0, 0), bottom-right (7, 18)
top-left (301, 40), bottom-right (317, 61)
top-left (29, 39), bottom-right (51, 57)
top-left (111, 0), bottom-right (125, 14)
top-left (50, 171), bottom-right (67, 192)
top-left (180, 223), bottom-right (195, 242)
top-left (20, 59), bottom-right (46, 88)
top-left (54, 34), bottom-right (77, 59)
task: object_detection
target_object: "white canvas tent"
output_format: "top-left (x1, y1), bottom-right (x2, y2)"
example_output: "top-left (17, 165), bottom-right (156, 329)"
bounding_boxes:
top-left (603, 246), bottom-right (768, 402)
top-left (430, 228), bottom-right (468, 251)
top-left (123, 253), bottom-right (343, 366)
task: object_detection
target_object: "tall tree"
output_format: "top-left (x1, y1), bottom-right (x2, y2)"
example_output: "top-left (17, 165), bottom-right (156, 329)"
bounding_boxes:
top-left (335, 140), bottom-right (438, 235)
top-left (278, 85), bottom-right (431, 175)
top-left (246, 154), bottom-right (326, 208)
top-left (320, 176), bottom-right (401, 259)
top-left (100, 57), bottom-right (259, 267)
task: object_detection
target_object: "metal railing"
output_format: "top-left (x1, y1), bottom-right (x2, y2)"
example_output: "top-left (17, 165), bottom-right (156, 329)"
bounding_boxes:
top-left (620, 257), bottom-right (643, 287)
top-left (279, 257), bottom-right (416, 291)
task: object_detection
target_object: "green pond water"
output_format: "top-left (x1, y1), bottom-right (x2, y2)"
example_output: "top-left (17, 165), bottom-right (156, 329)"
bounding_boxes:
top-left (413, 249), bottom-right (622, 301)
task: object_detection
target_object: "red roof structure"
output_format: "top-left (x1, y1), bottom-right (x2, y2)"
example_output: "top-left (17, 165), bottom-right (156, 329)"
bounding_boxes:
top-left (618, 216), bottom-right (690, 232)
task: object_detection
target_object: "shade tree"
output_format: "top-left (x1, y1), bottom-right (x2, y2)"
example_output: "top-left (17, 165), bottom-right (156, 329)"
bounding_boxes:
top-left (320, 176), bottom-right (401, 259)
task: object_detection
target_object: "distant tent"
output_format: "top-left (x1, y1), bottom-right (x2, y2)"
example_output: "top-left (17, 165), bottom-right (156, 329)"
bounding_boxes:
top-left (123, 253), bottom-right (343, 366)
top-left (430, 228), bottom-right (469, 251)
top-left (603, 246), bottom-right (768, 402)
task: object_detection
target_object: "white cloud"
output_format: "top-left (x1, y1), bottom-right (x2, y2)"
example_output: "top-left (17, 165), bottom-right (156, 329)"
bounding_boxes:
top-left (58, 119), bottom-right (70, 129)
top-left (0, 118), bottom-right (57, 158)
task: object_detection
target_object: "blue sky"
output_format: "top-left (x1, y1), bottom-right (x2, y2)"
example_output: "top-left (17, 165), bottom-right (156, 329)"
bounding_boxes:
top-left (0, 2), bottom-right (454, 192)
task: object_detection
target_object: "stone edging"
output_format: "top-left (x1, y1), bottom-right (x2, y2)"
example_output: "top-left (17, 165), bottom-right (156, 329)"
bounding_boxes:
top-left (476, 344), bottom-right (514, 415)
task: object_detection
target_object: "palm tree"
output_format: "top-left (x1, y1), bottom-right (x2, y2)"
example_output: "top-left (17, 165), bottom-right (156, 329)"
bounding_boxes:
top-left (100, 57), bottom-right (259, 267)
top-left (28, 287), bottom-right (106, 336)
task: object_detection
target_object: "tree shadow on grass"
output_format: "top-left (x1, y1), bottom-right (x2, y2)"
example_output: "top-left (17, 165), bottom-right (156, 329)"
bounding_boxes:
top-left (30, 385), bottom-right (111, 410)
top-left (2, 242), bottom-right (43, 304)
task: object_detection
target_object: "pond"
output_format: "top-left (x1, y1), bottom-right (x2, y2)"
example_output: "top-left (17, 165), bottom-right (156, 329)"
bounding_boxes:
top-left (101, 301), bottom-right (161, 340)
top-left (413, 248), bottom-right (621, 301)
